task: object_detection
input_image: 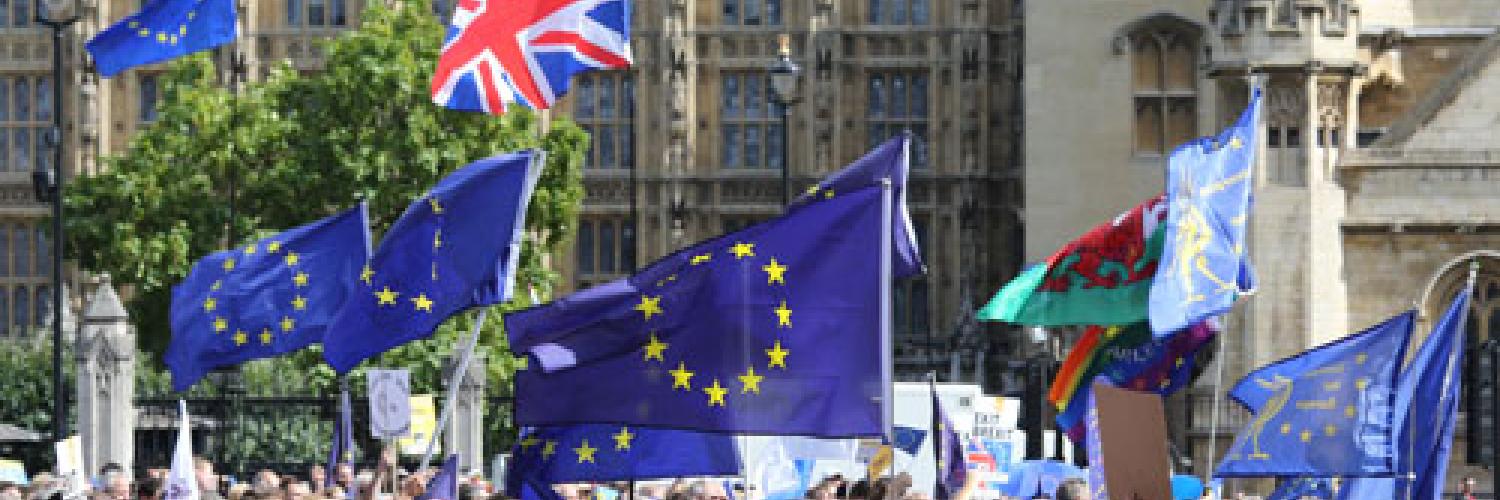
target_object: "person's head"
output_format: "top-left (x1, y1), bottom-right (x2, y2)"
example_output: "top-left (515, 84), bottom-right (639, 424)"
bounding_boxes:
top-left (136, 476), bottom-right (164, 500)
top-left (195, 457), bottom-right (218, 494)
top-left (308, 466), bottom-right (326, 488)
top-left (1464, 477), bottom-right (1477, 492)
top-left (1053, 478), bottom-right (1087, 500)
top-left (104, 472), bottom-right (132, 500)
top-left (335, 464), bottom-right (354, 487)
top-left (98, 464), bottom-right (124, 481)
top-left (0, 482), bottom-right (22, 500)
top-left (286, 481), bottom-right (312, 500)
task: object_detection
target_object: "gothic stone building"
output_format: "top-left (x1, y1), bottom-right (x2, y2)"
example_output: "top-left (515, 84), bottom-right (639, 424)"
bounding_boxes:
top-left (1026, 0), bottom-right (1500, 493)
top-left (0, 0), bottom-right (1025, 384)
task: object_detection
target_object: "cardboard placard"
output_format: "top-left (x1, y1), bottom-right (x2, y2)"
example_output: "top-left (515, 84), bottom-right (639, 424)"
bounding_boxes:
top-left (1088, 381), bottom-right (1171, 500)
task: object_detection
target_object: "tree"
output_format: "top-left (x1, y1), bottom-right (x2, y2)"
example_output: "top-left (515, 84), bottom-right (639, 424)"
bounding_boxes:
top-left (66, 0), bottom-right (585, 400)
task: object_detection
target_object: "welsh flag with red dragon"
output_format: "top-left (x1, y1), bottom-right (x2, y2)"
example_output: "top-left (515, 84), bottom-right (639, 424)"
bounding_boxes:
top-left (978, 194), bottom-right (1167, 325)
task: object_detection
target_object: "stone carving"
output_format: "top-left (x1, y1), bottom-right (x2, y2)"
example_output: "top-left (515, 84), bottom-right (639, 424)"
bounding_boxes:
top-left (443, 354), bottom-right (486, 473)
top-left (75, 276), bottom-right (135, 477)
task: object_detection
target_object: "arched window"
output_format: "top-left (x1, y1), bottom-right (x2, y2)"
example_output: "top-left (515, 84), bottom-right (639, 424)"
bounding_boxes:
top-left (1122, 16), bottom-right (1202, 156)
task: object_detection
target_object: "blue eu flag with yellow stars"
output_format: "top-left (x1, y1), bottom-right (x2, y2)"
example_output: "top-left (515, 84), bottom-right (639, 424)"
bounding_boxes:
top-left (508, 183), bottom-right (896, 437)
top-left (1214, 310), bottom-right (1414, 477)
top-left (793, 133), bottom-right (922, 278)
top-left (933, 390), bottom-right (967, 500)
top-left (1149, 90), bottom-right (1261, 336)
top-left (321, 150), bottom-right (543, 373)
top-left (165, 203), bottom-right (371, 391)
top-left (85, 0), bottom-right (238, 78)
top-left (505, 425), bottom-right (740, 489)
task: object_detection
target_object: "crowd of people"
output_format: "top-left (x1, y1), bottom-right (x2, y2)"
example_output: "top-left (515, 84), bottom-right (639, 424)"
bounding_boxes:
top-left (0, 463), bottom-right (1098, 500)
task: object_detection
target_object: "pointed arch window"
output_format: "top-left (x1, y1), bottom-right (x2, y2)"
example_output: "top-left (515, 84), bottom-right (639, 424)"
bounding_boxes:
top-left (1124, 18), bottom-right (1201, 156)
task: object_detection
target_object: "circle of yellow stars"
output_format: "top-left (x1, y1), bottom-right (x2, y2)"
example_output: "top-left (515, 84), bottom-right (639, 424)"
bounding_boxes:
top-left (518, 427), bottom-right (638, 466)
top-left (204, 238), bottom-right (313, 348)
top-left (635, 239), bottom-right (793, 409)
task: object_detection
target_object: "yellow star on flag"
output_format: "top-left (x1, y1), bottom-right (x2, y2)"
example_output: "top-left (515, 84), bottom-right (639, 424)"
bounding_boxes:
top-left (1345, 405), bottom-right (1356, 418)
top-left (738, 366), bottom-right (764, 394)
top-left (691, 254), bottom-right (712, 265)
top-left (774, 300), bottom-right (793, 328)
top-left (763, 258), bottom-right (787, 285)
top-left (766, 340), bottom-right (790, 369)
top-left (293, 272), bottom-right (309, 287)
top-left (642, 334), bottom-right (669, 362)
top-left (360, 265), bottom-right (374, 285)
top-left (730, 242), bottom-right (755, 259)
top-left (520, 437), bottom-right (540, 452)
top-left (244, 244), bottom-right (257, 255)
top-left (1228, 136), bottom-right (1244, 149)
top-left (1280, 423), bottom-right (1291, 434)
top-left (211, 280), bottom-right (222, 291)
top-left (222, 258), bottom-right (236, 271)
top-left (412, 293), bottom-right (434, 312)
top-left (805, 185), bottom-right (819, 196)
top-left (1300, 430), bottom-right (1312, 443)
top-left (280, 316), bottom-right (295, 332)
top-left (260, 330), bottom-right (274, 345)
top-left (375, 287), bottom-right (399, 306)
top-left (704, 379), bottom-right (729, 407)
top-left (575, 439), bottom-right (598, 464)
top-left (542, 441), bottom-right (557, 459)
top-left (612, 427), bottom-right (634, 451)
top-left (284, 252), bottom-right (301, 267)
top-left (292, 295), bottom-right (308, 311)
top-left (233, 331), bottom-right (248, 346)
top-left (1324, 424), bottom-right (1337, 437)
top-left (1355, 378), bottom-right (1370, 390)
top-left (214, 317), bottom-right (228, 332)
top-left (203, 297), bottom-right (217, 312)
top-left (824, 190), bottom-right (834, 199)
top-left (669, 362), bottom-right (695, 390)
top-left (635, 295), bottom-right (663, 320)
top-left (267, 241), bottom-right (282, 253)
top-left (1355, 353), bottom-right (1368, 365)
top-left (429, 198), bottom-right (444, 214)
top-left (433, 230), bottom-right (443, 250)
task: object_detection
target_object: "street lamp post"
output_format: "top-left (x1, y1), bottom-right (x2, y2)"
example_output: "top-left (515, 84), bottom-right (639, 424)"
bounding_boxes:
top-left (767, 34), bottom-right (802, 208)
top-left (33, 0), bottom-right (81, 444)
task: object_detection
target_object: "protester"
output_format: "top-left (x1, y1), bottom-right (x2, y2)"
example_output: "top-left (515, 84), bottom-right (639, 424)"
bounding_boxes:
top-left (1052, 479), bottom-right (1086, 500)
top-left (136, 476), bottom-right (164, 500)
top-left (196, 457), bottom-right (223, 500)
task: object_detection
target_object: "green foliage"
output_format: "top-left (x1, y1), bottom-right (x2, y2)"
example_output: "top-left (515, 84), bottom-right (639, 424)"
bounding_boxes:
top-left (66, 0), bottom-right (584, 454)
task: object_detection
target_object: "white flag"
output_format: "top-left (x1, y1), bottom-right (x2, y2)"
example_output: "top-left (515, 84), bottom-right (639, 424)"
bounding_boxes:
top-left (163, 400), bottom-right (200, 500)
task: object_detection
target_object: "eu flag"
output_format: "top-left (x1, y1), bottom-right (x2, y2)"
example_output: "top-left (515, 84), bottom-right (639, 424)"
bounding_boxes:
top-left (891, 426), bottom-right (928, 455)
top-left (933, 390), bottom-right (967, 500)
top-left (1148, 90), bottom-right (1261, 336)
top-left (321, 151), bottom-right (543, 373)
top-left (417, 455), bottom-right (459, 500)
top-left (508, 186), bottom-right (894, 437)
top-left (792, 133), bottom-right (922, 278)
top-left (505, 425), bottom-right (741, 485)
top-left (165, 204), bottom-right (370, 391)
top-left (85, 0), bottom-right (238, 78)
top-left (1214, 311), bottom-right (1414, 477)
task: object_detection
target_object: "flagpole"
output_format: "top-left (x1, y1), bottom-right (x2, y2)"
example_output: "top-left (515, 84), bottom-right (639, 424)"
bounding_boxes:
top-left (927, 372), bottom-right (940, 499)
top-left (419, 308), bottom-right (488, 472)
top-left (880, 177), bottom-right (895, 444)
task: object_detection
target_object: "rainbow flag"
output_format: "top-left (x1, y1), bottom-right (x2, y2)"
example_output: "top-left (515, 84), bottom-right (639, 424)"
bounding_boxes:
top-left (978, 195), bottom-right (1167, 326)
top-left (1054, 320), bottom-right (1219, 441)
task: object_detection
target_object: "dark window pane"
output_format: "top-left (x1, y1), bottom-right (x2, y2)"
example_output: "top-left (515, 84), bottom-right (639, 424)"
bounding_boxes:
top-left (287, 0), bottom-right (303, 25)
top-left (621, 222), bottom-right (636, 271)
top-left (33, 128), bottom-right (46, 175)
top-left (13, 0), bottom-right (28, 27)
top-left (576, 221), bottom-right (595, 274)
top-left (0, 0), bottom-right (8, 27)
top-left (599, 220), bottom-right (616, 273)
top-left (0, 290), bottom-right (8, 336)
top-left (891, 74), bottom-right (907, 117)
top-left (331, 0), bottom-right (347, 25)
top-left (723, 0), bottom-right (738, 24)
top-left (13, 129), bottom-right (29, 171)
top-left (1267, 126), bottom-right (1281, 147)
top-left (744, 75), bottom-right (761, 118)
top-left (34, 226), bottom-right (46, 277)
top-left (622, 122), bottom-right (634, 168)
top-left (888, 0), bottom-right (905, 24)
top-left (744, 0), bottom-right (760, 24)
top-left (912, 0), bottom-right (929, 24)
top-left (140, 74), bottom-right (159, 123)
top-left (575, 78), bottom-right (594, 118)
top-left (597, 77), bottom-right (615, 118)
top-left (912, 124), bottom-right (929, 168)
top-left (911, 280), bottom-right (929, 334)
top-left (13, 286), bottom-right (27, 333)
top-left (0, 132), bottom-right (8, 172)
top-left (597, 125), bottom-right (615, 168)
top-left (745, 125), bottom-right (761, 167)
top-left (723, 75), bottom-right (740, 118)
top-left (621, 76), bottom-right (635, 116)
top-left (0, 225), bottom-right (8, 277)
top-left (911, 74), bottom-right (928, 116)
top-left (765, 0), bottom-right (781, 25)
top-left (309, 0), bottom-right (327, 25)
top-left (1286, 127), bottom-right (1301, 147)
top-left (34, 286), bottom-right (47, 327)
top-left (0, 78), bottom-right (9, 120)
top-left (868, 76), bottom-right (884, 117)
top-left (15, 78), bottom-right (28, 120)
top-left (723, 126), bottom-right (741, 168)
top-left (14, 227), bottom-right (27, 278)
top-left (868, 124), bottom-right (885, 150)
top-left (35, 76), bottom-right (50, 121)
top-left (868, 0), bottom-right (881, 24)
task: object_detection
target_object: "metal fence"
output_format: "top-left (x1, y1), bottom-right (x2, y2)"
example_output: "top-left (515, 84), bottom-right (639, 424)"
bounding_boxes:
top-left (133, 394), bottom-right (517, 479)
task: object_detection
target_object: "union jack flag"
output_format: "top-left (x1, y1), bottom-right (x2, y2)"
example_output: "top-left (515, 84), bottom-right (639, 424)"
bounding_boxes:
top-left (431, 0), bottom-right (632, 115)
